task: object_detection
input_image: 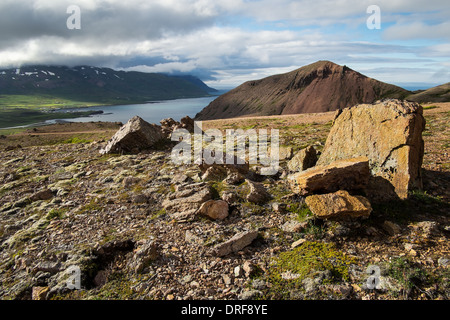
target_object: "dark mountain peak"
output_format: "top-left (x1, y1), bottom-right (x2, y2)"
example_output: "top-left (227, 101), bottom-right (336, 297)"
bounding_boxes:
top-left (0, 65), bottom-right (217, 104)
top-left (195, 61), bottom-right (410, 120)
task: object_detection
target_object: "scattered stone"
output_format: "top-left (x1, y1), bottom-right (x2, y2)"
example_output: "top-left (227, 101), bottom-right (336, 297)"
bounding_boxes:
top-left (438, 257), bottom-right (449, 267)
top-left (32, 261), bottom-right (62, 274)
top-left (202, 166), bottom-right (228, 181)
top-left (288, 157), bottom-right (370, 195)
top-left (234, 266), bottom-right (243, 277)
top-left (197, 200), bottom-right (229, 220)
top-left (185, 230), bottom-right (203, 245)
top-left (211, 230), bottom-right (259, 257)
top-left (281, 271), bottom-right (301, 280)
top-left (328, 223), bottom-right (352, 237)
top-left (328, 284), bottom-right (353, 297)
top-left (162, 182), bottom-right (213, 220)
top-left (270, 146), bottom-right (293, 161)
top-left (160, 117), bottom-right (178, 129)
top-left (129, 240), bottom-right (159, 273)
top-left (271, 202), bottom-right (287, 213)
top-left (32, 286), bottom-right (49, 300)
top-left (179, 116), bottom-right (195, 133)
top-left (305, 190), bottom-right (372, 220)
top-left (287, 146), bottom-right (318, 172)
top-left (302, 278), bottom-right (318, 295)
top-left (291, 238), bottom-right (307, 248)
top-left (161, 116), bottom-right (195, 136)
top-left (222, 274), bottom-right (232, 286)
top-left (101, 116), bottom-right (166, 154)
top-left (93, 270), bottom-right (109, 287)
top-left (245, 179), bottom-right (272, 204)
top-left (221, 192), bottom-right (239, 204)
top-left (223, 171), bottom-right (245, 185)
top-left (123, 176), bottom-right (141, 187)
top-left (30, 189), bottom-right (54, 202)
top-left (404, 243), bottom-right (418, 252)
top-left (281, 220), bottom-right (308, 233)
top-left (251, 279), bottom-right (267, 290)
top-left (199, 156), bottom-right (250, 176)
top-left (243, 261), bottom-right (256, 277)
top-left (415, 221), bottom-right (440, 238)
top-left (171, 173), bottom-right (192, 185)
top-left (383, 221), bottom-right (402, 236)
top-left (317, 99), bottom-right (425, 200)
top-left (132, 194), bottom-right (148, 204)
top-left (238, 290), bottom-right (262, 300)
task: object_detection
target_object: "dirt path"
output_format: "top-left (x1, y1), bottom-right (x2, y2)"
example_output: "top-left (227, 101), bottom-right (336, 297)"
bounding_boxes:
top-left (15, 130), bottom-right (117, 136)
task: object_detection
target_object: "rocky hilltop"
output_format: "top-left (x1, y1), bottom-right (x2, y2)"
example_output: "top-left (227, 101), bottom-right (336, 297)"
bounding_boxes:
top-left (0, 100), bottom-right (448, 301)
top-left (195, 61), bottom-right (410, 120)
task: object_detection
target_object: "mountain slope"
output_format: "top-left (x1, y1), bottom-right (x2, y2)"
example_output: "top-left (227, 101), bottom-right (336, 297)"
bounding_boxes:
top-left (406, 82), bottom-right (450, 103)
top-left (0, 65), bottom-right (216, 106)
top-left (195, 61), bottom-right (410, 120)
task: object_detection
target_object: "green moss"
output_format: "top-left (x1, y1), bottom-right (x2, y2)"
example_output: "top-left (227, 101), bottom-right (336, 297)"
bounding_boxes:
top-left (423, 105), bottom-right (438, 110)
top-left (150, 208), bottom-right (167, 221)
top-left (76, 199), bottom-right (103, 215)
top-left (62, 137), bottom-right (93, 144)
top-left (409, 190), bottom-right (445, 206)
top-left (241, 201), bottom-right (266, 216)
top-left (46, 208), bottom-right (67, 221)
top-left (268, 184), bottom-right (292, 202)
top-left (262, 241), bottom-right (356, 299)
top-left (210, 181), bottom-right (227, 199)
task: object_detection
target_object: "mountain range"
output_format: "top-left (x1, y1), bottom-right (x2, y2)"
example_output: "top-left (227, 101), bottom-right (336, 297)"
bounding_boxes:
top-left (195, 61), bottom-right (449, 120)
top-left (0, 65), bottom-right (217, 105)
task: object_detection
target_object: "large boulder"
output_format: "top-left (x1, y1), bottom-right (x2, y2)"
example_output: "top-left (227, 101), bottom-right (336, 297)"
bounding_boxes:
top-left (317, 99), bottom-right (425, 200)
top-left (197, 200), bottom-right (229, 220)
top-left (288, 157), bottom-right (370, 195)
top-left (305, 190), bottom-right (372, 220)
top-left (287, 146), bottom-right (318, 172)
top-left (101, 116), bottom-right (166, 154)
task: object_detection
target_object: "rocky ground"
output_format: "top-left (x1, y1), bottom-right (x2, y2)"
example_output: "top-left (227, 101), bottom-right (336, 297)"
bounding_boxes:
top-left (0, 103), bottom-right (448, 300)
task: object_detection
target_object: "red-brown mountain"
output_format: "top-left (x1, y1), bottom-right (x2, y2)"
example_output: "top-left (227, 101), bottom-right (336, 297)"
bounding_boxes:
top-left (195, 60), bottom-right (410, 120)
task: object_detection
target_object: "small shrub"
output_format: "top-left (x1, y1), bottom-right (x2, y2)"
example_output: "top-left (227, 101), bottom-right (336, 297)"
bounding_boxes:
top-left (387, 257), bottom-right (428, 296)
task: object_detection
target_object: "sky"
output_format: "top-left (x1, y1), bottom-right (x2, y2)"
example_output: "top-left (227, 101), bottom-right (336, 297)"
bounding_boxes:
top-left (0, 0), bottom-right (449, 89)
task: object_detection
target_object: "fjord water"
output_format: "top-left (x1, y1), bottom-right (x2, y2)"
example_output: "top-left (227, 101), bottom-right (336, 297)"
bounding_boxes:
top-left (53, 96), bottom-right (218, 125)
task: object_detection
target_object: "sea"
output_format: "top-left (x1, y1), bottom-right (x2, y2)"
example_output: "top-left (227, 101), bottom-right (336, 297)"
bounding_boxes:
top-left (50, 96), bottom-right (219, 126)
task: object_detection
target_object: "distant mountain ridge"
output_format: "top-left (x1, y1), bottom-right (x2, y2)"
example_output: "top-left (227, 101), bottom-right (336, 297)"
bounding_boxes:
top-left (0, 65), bottom-right (217, 105)
top-left (195, 61), bottom-right (446, 120)
top-left (407, 82), bottom-right (450, 103)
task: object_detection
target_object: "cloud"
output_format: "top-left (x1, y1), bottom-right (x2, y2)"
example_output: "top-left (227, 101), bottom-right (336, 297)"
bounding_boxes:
top-left (383, 21), bottom-right (450, 41)
top-left (0, 0), bottom-right (449, 89)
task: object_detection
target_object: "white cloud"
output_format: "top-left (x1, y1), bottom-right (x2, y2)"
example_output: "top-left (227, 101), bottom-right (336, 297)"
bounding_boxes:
top-left (384, 21), bottom-right (450, 41)
top-left (0, 0), bottom-right (449, 89)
